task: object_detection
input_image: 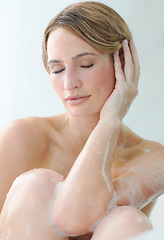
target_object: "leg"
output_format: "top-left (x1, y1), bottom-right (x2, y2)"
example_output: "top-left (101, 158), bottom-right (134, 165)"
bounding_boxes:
top-left (91, 206), bottom-right (152, 240)
top-left (0, 168), bottom-right (68, 240)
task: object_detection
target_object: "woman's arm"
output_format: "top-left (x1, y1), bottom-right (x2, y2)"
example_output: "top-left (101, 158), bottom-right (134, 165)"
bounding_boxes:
top-left (52, 40), bottom-right (139, 235)
top-left (113, 142), bottom-right (164, 210)
top-left (52, 114), bottom-right (121, 234)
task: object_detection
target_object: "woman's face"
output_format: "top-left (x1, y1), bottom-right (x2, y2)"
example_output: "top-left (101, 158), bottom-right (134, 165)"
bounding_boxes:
top-left (47, 27), bottom-right (115, 117)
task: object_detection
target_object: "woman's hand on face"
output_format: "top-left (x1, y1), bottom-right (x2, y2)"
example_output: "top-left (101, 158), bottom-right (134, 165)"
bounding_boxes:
top-left (100, 40), bottom-right (140, 121)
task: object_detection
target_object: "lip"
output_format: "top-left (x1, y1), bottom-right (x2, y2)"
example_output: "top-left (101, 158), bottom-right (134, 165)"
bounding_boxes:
top-left (65, 95), bottom-right (91, 105)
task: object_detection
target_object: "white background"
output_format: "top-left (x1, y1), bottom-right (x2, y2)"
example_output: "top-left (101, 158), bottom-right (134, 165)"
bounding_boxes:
top-left (0, 0), bottom-right (164, 229)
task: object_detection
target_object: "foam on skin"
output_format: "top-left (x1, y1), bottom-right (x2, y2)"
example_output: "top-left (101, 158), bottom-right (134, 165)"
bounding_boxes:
top-left (132, 163), bottom-right (164, 198)
top-left (101, 136), bottom-right (112, 193)
top-left (119, 158), bottom-right (127, 162)
top-left (144, 149), bottom-right (151, 153)
top-left (117, 162), bottom-right (164, 210)
top-left (116, 172), bottom-right (146, 209)
top-left (6, 226), bottom-right (13, 240)
top-left (49, 182), bottom-right (68, 238)
top-left (25, 224), bottom-right (31, 238)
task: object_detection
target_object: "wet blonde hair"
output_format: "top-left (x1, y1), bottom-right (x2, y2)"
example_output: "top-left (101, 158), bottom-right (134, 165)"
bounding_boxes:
top-left (42, 1), bottom-right (132, 73)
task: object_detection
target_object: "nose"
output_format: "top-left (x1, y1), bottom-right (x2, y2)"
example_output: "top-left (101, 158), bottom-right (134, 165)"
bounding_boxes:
top-left (63, 68), bottom-right (82, 91)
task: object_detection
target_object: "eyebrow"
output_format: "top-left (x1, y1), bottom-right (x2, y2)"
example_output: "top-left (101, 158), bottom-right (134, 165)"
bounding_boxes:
top-left (48, 52), bottom-right (97, 65)
top-left (72, 52), bottom-right (97, 60)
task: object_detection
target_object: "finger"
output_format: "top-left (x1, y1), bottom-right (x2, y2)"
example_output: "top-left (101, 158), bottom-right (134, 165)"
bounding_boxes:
top-left (129, 40), bottom-right (140, 87)
top-left (114, 51), bottom-right (127, 89)
top-left (122, 40), bottom-right (134, 84)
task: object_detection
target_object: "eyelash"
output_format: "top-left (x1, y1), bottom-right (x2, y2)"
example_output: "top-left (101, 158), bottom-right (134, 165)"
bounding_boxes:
top-left (52, 64), bottom-right (94, 74)
top-left (52, 69), bottom-right (64, 74)
top-left (80, 64), bottom-right (94, 69)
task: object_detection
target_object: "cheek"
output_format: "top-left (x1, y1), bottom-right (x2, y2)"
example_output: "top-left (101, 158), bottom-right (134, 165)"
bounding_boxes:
top-left (93, 65), bottom-right (115, 93)
top-left (50, 76), bottom-right (62, 96)
top-left (105, 65), bottom-right (115, 92)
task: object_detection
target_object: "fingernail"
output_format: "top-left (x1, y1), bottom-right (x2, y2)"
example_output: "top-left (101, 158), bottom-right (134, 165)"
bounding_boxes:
top-left (125, 39), bottom-right (128, 45)
top-left (116, 50), bottom-right (119, 55)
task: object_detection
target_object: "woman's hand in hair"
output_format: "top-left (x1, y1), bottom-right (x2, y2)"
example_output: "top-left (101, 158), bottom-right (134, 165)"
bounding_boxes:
top-left (100, 40), bottom-right (140, 120)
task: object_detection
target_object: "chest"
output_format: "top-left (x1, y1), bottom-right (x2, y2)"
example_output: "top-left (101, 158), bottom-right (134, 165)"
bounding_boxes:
top-left (39, 142), bottom-right (83, 178)
top-left (38, 142), bottom-right (138, 180)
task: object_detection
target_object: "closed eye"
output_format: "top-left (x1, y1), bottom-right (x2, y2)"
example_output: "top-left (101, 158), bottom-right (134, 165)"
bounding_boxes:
top-left (50, 64), bottom-right (94, 74)
top-left (80, 64), bottom-right (94, 69)
top-left (52, 69), bottom-right (65, 74)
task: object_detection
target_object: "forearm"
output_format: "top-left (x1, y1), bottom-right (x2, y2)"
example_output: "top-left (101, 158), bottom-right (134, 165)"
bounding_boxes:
top-left (64, 115), bottom-right (121, 202)
top-left (52, 115), bottom-right (121, 234)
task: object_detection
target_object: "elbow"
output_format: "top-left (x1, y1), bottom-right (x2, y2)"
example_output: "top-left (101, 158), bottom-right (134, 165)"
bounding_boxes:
top-left (51, 204), bottom-right (90, 236)
top-left (50, 186), bottom-right (114, 236)
top-left (51, 199), bottom-right (108, 236)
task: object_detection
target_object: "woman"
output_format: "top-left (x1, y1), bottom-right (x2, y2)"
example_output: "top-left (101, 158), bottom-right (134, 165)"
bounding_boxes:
top-left (0, 1), bottom-right (164, 239)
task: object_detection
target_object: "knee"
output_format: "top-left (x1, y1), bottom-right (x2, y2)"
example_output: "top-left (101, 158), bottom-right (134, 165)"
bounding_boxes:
top-left (6, 168), bottom-right (64, 210)
top-left (110, 206), bottom-right (152, 230)
top-left (0, 170), bottom-right (64, 238)
top-left (92, 206), bottom-right (152, 240)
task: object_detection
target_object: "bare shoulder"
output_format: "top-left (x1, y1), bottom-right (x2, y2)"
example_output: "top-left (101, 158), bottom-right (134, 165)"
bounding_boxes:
top-left (114, 124), bottom-right (164, 171)
top-left (0, 117), bottom-right (48, 156)
top-left (122, 124), bottom-right (164, 152)
top-left (0, 113), bottom-right (68, 160)
top-left (0, 116), bottom-right (61, 174)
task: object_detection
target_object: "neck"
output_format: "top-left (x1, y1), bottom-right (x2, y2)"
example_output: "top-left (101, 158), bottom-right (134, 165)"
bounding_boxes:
top-left (66, 113), bottom-right (100, 144)
top-left (63, 113), bottom-right (124, 149)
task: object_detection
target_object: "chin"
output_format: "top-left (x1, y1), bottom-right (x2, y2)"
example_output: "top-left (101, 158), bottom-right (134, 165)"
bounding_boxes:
top-left (67, 108), bottom-right (100, 119)
top-left (63, 100), bottom-right (104, 118)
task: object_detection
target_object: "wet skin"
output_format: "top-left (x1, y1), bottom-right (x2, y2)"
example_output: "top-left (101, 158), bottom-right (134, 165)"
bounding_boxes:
top-left (0, 28), bottom-right (164, 239)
